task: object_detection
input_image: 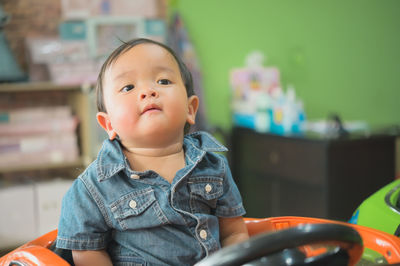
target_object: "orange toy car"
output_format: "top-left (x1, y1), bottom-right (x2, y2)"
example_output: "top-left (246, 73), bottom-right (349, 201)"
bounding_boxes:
top-left (1, 216), bottom-right (400, 265)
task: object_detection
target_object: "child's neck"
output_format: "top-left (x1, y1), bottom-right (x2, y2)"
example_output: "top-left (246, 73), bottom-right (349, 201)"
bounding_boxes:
top-left (122, 141), bottom-right (185, 184)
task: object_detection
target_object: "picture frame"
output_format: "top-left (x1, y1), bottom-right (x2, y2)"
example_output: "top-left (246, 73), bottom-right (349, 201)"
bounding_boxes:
top-left (86, 16), bottom-right (145, 58)
top-left (61, 0), bottom-right (162, 20)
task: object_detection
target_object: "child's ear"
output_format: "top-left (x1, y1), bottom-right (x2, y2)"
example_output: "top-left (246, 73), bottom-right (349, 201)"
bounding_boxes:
top-left (186, 95), bottom-right (199, 125)
top-left (96, 112), bottom-right (117, 140)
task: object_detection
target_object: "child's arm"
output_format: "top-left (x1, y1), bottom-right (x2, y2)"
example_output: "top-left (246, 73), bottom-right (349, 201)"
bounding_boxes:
top-left (218, 216), bottom-right (249, 247)
top-left (72, 250), bottom-right (113, 266)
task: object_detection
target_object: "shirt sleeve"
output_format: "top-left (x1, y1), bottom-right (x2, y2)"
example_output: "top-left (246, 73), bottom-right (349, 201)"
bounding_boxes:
top-left (56, 177), bottom-right (111, 250)
top-left (215, 156), bottom-right (246, 218)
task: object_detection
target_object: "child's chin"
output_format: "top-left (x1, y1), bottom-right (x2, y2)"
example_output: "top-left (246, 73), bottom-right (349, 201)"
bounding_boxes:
top-left (145, 126), bottom-right (183, 139)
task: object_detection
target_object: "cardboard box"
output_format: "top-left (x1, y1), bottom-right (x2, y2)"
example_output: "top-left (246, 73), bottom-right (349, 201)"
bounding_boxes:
top-left (35, 179), bottom-right (73, 236)
top-left (0, 184), bottom-right (36, 248)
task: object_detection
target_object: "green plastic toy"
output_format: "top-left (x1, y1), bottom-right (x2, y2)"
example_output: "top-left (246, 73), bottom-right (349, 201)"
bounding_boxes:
top-left (350, 179), bottom-right (400, 237)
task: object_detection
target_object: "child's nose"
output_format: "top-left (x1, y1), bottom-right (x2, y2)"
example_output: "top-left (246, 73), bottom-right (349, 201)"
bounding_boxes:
top-left (140, 88), bottom-right (158, 100)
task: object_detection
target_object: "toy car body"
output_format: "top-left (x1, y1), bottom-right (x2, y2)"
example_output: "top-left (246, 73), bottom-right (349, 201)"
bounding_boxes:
top-left (350, 179), bottom-right (400, 237)
top-left (1, 216), bottom-right (400, 266)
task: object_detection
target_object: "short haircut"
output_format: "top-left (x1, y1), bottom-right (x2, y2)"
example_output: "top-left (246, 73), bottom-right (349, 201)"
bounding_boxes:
top-left (95, 38), bottom-right (194, 113)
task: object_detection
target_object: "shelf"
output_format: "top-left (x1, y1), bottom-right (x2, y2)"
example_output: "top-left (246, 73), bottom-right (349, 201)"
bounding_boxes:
top-left (0, 158), bottom-right (86, 174)
top-left (0, 82), bottom-right (92, 93)
top-left (0, 82), bottom-right (96, 176)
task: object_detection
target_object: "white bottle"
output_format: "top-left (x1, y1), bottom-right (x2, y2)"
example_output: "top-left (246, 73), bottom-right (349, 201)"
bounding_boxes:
top-left (282, 86), bottom-right (297, 134)
top-left (254, 92), bottom-right (271, 133)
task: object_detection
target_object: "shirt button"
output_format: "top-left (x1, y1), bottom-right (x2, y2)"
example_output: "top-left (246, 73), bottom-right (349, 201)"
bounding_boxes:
top-left (205, 184), bottom-right (212, 193)
top-left (130, 174), bottom-right (140, 179)
top-left (199, 229), bottom-right (208, 240)
top-left (129, 200), bottom-right (137, 209)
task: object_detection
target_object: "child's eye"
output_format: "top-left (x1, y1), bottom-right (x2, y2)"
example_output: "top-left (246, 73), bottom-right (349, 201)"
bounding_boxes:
top-left (157, 79), bottom-right (171, 85)
top-left (121, 84), bottom-right (134, 92)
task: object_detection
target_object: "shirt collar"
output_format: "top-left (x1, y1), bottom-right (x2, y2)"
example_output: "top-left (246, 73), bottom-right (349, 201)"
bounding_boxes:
top-left (96, 131), bottom-right (228, 182)
top-left (96, 139), bottom-right (126, 182)
top-left (184, 131), bottom-right (228, 153)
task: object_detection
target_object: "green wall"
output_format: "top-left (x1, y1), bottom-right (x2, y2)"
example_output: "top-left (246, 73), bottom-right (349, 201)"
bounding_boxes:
top-left (170, 0), bottom-right (400, 130)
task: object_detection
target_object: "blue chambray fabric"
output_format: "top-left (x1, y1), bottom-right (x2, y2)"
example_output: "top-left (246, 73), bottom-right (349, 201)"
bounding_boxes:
top-left (56, 131), bottom-right (246, 266)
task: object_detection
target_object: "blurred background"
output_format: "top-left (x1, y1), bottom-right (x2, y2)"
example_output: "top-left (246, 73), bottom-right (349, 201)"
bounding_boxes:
top-left (0, 0), bottom-right (399, 254)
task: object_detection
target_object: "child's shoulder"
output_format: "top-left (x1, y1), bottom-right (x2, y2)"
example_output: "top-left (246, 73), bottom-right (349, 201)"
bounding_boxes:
top-left (79, 139), bottom-right (126, 182)
top-left (78, 159), bottom-right (98, 179)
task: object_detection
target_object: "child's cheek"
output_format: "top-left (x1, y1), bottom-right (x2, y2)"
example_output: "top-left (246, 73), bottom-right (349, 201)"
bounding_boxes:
top-left (112, 106), bottom-right (137, 133)
top-left (168, 98), bottom-right (190, 124)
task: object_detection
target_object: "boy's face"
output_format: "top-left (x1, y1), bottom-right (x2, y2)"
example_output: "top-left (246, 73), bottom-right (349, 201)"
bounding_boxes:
top-left (97, 43), bottom-right (199, 148)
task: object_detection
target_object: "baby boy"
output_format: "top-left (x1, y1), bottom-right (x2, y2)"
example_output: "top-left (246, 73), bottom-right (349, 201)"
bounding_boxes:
top-left (56, 38), bottom-right (248, 265)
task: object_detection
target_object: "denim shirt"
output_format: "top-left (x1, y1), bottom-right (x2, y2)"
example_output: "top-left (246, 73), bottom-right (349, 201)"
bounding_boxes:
top-left (56, 131), bottom-right (246, 266)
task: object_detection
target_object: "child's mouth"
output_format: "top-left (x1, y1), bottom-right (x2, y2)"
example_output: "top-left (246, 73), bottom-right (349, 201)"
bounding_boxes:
top-left (142, 104), bottom-right (161, 114)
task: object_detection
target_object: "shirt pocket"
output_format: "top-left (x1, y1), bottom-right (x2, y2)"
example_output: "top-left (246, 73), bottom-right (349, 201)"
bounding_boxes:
top-left (110, 187), bottom-right (168, 230)
top-left (187, 176), bottom-right (224, 214)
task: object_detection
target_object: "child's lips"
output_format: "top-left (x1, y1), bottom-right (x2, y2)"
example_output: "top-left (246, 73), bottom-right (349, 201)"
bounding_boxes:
top-left (141, 104), bottom-right (162, 114)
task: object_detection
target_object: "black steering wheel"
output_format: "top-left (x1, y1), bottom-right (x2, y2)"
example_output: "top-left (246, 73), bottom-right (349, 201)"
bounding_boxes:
top-left (196, 223), bottom-right (363, 266)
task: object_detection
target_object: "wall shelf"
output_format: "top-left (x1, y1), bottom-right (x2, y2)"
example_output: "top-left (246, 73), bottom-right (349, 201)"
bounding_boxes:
top-left (0, 82), bottom-right (87, 92)
top-left (0, 82), bottom-right (96, 177)
top-left (0, 158), bottom-right (85, 174)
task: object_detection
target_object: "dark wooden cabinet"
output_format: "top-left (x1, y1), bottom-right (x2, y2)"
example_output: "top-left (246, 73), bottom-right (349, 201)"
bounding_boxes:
top-left (231, 127), bottom-right (396, 221)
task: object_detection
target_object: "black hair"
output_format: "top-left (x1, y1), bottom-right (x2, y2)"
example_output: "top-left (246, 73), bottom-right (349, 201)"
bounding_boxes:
top-left (95, 38), bottom-right (194, 113)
